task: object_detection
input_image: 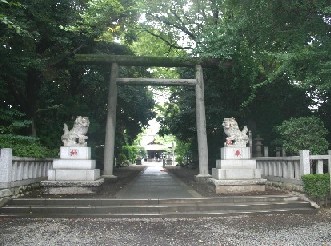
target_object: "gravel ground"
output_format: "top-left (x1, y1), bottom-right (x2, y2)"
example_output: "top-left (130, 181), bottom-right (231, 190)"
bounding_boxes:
top-left (2, 165), bottom-right (331, 245)
top-left (1, 212), bottom-right (331, 245)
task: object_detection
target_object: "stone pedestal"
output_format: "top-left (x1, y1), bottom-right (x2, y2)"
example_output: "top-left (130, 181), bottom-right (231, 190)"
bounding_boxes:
top-left (209, 147), bottom-right (266, 194)
top-left (41, 147), bottom-right (104, 194)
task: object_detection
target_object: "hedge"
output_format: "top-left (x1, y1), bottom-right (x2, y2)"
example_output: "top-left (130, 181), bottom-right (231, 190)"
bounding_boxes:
top-left (302, 174), bottom-right (330, 205)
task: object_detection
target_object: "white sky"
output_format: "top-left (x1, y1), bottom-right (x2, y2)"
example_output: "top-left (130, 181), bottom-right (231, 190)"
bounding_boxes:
top-left (147, 118), bottom-right (160, 135)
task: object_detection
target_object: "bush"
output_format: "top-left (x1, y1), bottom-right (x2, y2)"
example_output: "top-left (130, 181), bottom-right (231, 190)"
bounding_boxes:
top-left (122, 145), bottom-right (145, 163)
top-left (275, 116), bottom-right (328, 155)
top-left (302, 174), bottom-right (330, 205)
top-left (117, 153), bottom-right (128, 166)
top-left (0, 134), bottom-right (57, 158)
top-left (175, 140), bottom-right (191, 166)
top-left (176, 156), bottom-right (184, 165)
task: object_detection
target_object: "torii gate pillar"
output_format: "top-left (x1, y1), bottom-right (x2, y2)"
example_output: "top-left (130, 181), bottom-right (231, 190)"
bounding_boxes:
top-left (103, 62), bottom-right (118, 178)
top-left (195, 65), bottom-right (211, 179)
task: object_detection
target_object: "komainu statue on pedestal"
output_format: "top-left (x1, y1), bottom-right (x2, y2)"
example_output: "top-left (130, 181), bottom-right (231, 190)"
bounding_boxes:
top-left (222, 117), bottom-right (249, 147)
top-left (61, 116), bottom-right (90, 147)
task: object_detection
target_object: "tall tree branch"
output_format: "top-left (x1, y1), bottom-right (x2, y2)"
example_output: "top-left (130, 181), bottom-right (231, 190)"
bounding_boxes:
top-left (143, 28), bottom-right (193, 50)
top-left (147, 13), bottom-right (197, 40)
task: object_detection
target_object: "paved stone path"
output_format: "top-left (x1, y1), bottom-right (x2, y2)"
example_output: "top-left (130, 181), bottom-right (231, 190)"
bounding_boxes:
top-left (116, 162), bottom-right (201, 199)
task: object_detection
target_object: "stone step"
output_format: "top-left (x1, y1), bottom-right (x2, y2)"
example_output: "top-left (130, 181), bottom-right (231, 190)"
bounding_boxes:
top-left (0, 196), bottom-right (316, 218)
top-left (0, 208), bottom-right (316, 218)
top-left (0, 201), bottom-right (312, 214)
top-left (6, 195), bottom-right (301, 206)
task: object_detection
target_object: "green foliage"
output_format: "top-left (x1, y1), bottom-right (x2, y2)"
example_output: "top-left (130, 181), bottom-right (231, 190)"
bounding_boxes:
top-left (175, 140), bottom-right (191, 165)
top-left (2, 0), bottom-right (331, 170)
top-left (248, 78), bottom-right (312, 146)
top-left (0, 0), bottom-right (155, 165)
top-left (0, 134), bottom-right (56, 158)
top-left (130, 29), bottom-right (185, 100)
top-left (137, 0), bottom-right (222, 51)
top-left (65, 0), bottom-right (129, 40)
top-left (130, 30), bottom-right (186, 57)
top-left (0, 1), bottom-right (28, 35)
top-left (145, 1), bottom-right (325, 166)
top-left (0, 108), bottom-right (30, 134)
top-left (153, 134), bottom-right (175, 147)
top-left (117, 153), bottom-right (129, 166)
top-left (117, 84), bottom-right (155, 145)
top-left (0, 108), bottom-right (56, 158)
top-left (302, 174), bottom-right (330, 205)
top-left (275, 116), bottom-right (329, 155)
top-left (122, 145), bottom-right (145, 163)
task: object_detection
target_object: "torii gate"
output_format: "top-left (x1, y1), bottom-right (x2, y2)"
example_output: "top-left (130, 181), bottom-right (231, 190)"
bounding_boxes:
top-left (75, 54), bottom-right (220, 179)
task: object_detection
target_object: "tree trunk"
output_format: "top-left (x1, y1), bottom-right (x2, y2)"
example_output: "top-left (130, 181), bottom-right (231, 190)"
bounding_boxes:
top-left (26, 68), bottom-right (41, 137)
top-left (31, 116), bottom-right (37, 137)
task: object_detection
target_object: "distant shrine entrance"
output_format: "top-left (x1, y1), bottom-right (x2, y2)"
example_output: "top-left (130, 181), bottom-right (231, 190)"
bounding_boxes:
top-left (75, 54), bottom-right (220, 179)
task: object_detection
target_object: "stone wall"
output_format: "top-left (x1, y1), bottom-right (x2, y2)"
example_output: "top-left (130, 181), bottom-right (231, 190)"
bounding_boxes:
top-left (0, 182), bottom-right (41, 207)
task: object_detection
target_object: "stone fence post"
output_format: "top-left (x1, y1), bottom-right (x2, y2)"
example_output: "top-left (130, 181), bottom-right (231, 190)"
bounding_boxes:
top-left (254, 135), bottom-right (264, 157)
top-left (300, 150), bottom-right (310, 175)
top-left (0, 148), bottom-right (12, 188)
top-left (263, 146), bottom-right (269, 157)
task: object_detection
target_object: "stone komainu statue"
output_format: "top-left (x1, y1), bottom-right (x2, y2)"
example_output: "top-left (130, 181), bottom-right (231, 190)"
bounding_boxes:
top-left (61, 116), bottom-right (90, 147)
top-left (222, 117), bottom-right (249, 147)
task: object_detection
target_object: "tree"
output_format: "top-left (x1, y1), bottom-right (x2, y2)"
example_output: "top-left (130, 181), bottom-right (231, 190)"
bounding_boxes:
top-left (139, 0), bottom-right (331, 166)
top-left (275, 116), bottom-right (329, 155)
top-left (0, 0), bottom-right (87, 137)
top-left (0, 0), bottom-right (139, 137)
top-left (0, 0), bottom-right (156, 161)
top-left (0, 108), bottom-right (55, 157)
top-left (136, 0), bottom-right (223, 51)
top-left (200, 0), bottom-right (331, 107)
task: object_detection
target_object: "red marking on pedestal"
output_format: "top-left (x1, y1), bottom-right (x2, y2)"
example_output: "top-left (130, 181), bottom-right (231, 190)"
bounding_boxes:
top-left (235, 150), bottom-right (241, 157)
top-left (70, 149), bottom-right (78, 156)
